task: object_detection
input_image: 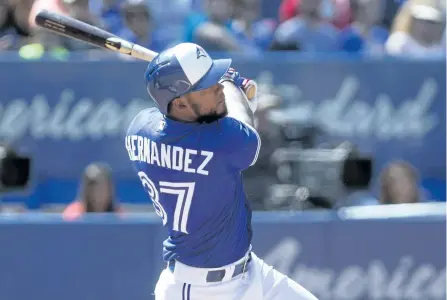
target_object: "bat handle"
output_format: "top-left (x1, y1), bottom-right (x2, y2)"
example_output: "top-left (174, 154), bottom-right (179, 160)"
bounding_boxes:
top-left (106, 37), bottom-right (158, 62)
top-left (131, 44), bottom-right (158, 62)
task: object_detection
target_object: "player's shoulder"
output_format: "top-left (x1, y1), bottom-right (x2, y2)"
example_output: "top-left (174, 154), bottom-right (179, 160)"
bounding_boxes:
top-left (215, 116), bottom-right (257, 134)
top-left (126, 107), bottom-right (162, 136)
top-left (202, 116), bottom-right (258, 147)
top-left (204, 116), bottom-right (261, 168)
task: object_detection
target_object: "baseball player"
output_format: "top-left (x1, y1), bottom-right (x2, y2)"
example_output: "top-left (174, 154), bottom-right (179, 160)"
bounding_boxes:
top-left (125, 42), bottom-right (317, 300)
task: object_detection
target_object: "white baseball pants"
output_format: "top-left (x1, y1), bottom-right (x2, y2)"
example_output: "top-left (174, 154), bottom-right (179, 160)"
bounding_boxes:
top-left (154, 252), bottom-right (318, 300)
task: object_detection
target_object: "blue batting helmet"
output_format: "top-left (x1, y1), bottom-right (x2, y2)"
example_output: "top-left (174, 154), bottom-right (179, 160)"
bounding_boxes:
top-left (144, 43), bottom-right (232, 115)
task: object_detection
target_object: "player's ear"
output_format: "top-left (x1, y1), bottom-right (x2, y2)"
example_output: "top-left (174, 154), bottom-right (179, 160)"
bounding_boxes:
top-left (173, 97), bottom-right (188, 110)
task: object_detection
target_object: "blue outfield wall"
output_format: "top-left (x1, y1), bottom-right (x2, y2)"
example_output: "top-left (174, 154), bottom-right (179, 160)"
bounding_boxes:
top-left (0, 56), bottom-right (445, 207)
top-left (0, 203), bottom-right (445, 300)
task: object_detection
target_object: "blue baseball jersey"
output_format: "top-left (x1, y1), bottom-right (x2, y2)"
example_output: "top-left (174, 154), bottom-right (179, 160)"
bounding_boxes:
top-left (125, 108), bottom-right (261, 268)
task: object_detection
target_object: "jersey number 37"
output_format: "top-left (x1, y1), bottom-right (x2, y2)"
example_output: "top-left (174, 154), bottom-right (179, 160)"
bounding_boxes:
top-left (138, 171), bottom-right (195, 234)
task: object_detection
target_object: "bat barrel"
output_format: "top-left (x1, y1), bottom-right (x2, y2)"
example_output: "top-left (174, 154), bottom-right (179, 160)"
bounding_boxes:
top-left (35, 10), bottom-right (117, 49)
top-left (35, 10), bottom-right (158, 62)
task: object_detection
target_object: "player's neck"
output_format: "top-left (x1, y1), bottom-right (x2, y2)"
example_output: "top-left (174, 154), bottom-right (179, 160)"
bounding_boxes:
top-left (166, 111), bottom-right (196, 123)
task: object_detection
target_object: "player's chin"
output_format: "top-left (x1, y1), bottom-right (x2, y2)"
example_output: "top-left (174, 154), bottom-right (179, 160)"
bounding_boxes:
top-left (196, 110), bottom-right (226, 123)
top-left (216, 104), bottom-right (228, 118)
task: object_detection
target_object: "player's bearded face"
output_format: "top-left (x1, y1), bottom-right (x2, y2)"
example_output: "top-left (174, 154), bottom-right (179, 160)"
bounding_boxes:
top-left (187, 83), bottom-right (227, 123)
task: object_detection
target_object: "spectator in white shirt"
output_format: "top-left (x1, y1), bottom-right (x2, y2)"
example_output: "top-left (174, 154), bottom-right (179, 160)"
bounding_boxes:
top-left (386, 0), bottom-right (445, 58)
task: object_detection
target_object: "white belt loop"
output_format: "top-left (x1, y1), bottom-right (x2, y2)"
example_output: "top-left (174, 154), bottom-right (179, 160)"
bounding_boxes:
top-left (222, 265), bottom-right (235, 281)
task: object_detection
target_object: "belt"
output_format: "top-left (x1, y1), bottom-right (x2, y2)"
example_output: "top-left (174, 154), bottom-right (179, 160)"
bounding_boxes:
top-left (168, 253), bottom-right (252, 283)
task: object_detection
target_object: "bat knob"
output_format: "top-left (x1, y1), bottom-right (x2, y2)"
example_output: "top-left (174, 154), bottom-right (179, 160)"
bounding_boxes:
top-left (244, 82), bottom-right (258, 113)
top-left (245, 81), bottom-right (257, 101)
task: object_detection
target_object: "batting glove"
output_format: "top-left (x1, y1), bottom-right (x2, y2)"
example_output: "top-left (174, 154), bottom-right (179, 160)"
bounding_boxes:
top-left (221, 68), bottom-right (258, 112)
top-left (222, 68), bottom-right (250, 90)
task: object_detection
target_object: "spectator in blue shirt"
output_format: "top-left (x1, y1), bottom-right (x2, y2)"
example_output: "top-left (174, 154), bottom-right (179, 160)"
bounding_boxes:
top-left (116, 0), bottom-right (165, 53)
top-left (184, 0), bottom-right (243, 51)
top-left (91, 0), bottom-right (124, 36)
top-left (272, 0), bottom-right (339, 53)
top-left (231, 0), bottom-right (277, 51)
top-left (337, 0), bottom-right (389, 55)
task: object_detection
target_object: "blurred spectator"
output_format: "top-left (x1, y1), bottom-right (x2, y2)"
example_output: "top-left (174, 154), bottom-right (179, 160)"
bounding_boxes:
top-left (385, 0), bottom-right (446, 57)
top-left (115, 0), bottom-right (165, 52)
top-left (379, 161), bottom-right (421, 204)
top-left (63, 163), bottom-right (123, 220)
top-left (272, 0), bottom-right (339, 52)
top-left (231, 0), bottom-right (277, 51)
top-left (91, 0), bottom-right (123, 35)
top-left (331, 0), bottom-right (352, 29)
top-left (0, 0), bottom-right (11, 50)
top-left (337, 0), bottom-right (389, 55)
top-left (145, 0), bottom-right (193, 48)
top-left (184, 0), bottom-right (242, 51)
top-left (62, 0), bottom-right (102, 50)
top-left (20, 0), bottom-right (101, 59)
top-left (279, 0), bottom-right (352, 29)
top-left (381, 0), bottom-right (406, 30)
top-left (10, 0), bottom-right (34, 36)
top-left (0, 0), bottom-right (34, 50)
top-left (29, 0), bottom-right (67, 30)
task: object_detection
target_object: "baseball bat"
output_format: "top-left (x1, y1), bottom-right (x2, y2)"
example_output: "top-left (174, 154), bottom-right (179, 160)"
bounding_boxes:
top-left (34, 10), bottom-right (157, 61)
top-left (34, 10), bottom-right (256, 100)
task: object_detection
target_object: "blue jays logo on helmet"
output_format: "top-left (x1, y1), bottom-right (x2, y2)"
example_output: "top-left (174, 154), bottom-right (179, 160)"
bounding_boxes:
top-left (196, 46), bottom-right (207, 59)
top-left (144, 43), bottom-right (232, 115)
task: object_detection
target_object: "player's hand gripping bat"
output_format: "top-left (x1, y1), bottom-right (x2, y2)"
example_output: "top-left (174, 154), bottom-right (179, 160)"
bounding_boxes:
top-left (34, 10), bottom-right (257, 100)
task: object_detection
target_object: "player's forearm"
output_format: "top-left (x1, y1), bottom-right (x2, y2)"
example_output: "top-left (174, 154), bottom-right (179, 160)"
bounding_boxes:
top-left (221, 81), bottom-right (255, 127)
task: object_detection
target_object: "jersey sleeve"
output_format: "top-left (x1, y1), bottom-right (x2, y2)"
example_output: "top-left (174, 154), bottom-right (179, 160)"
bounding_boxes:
top-left (218, 117), bottom-right (261, 170)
